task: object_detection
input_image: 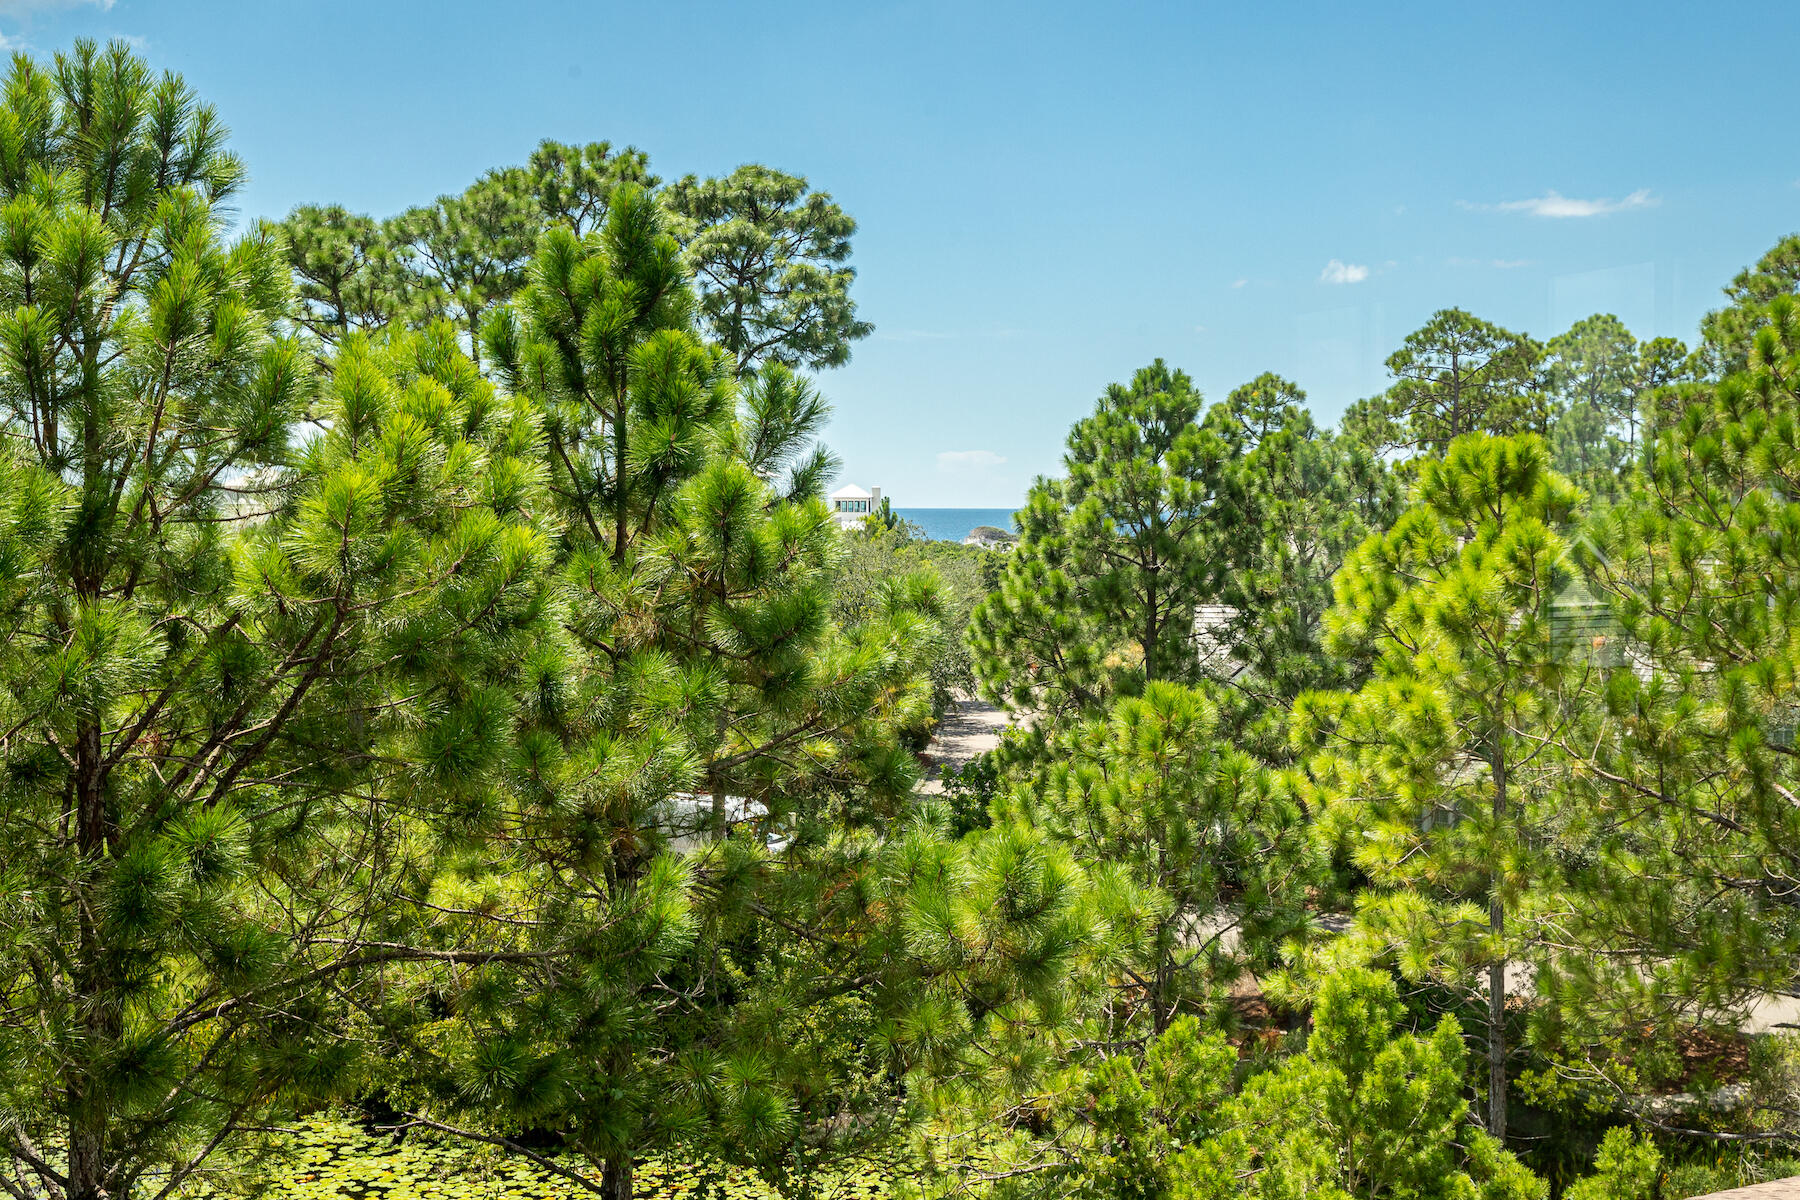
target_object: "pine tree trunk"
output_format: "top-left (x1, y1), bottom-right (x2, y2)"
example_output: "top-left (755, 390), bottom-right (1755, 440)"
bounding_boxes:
top-left (1487, 951), bottom-right (1506, 1139)
top-left (70, 718), bottom-right (115, 1200)
top-left (603, 1155), bottom-right (633, 1200)
top-left (1488, 751), bottom-right (1509, 1141)
top-left (1143, 560), bottom-right (1160, 683)
top-left (709, 711), bottom-right (729, 841)
top-left (68, 1123), bottom-right (106, 1200)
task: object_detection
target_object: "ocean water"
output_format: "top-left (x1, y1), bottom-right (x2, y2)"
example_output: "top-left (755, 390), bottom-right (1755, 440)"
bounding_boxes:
top-left (894, 508), bottom-right (1019, 543)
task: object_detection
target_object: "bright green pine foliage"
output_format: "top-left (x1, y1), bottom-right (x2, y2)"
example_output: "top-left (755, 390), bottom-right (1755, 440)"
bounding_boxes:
top-left (1182, 970), bottom-right (1544, 1200)
top-left (996, 681), bottom-right (1317, 1035)
top-left (970, 362), bottom-right (1232, 724)
top-left (1562, 1128), bottom-right (1661, 1200)
top-left (734, 360), bottom-right (840, 503)
top-left (1554, 289), bottom-right (1800, 1081)
top-left (362, 177), bottom-right (1044, 1200)
top-left (0, 42), bottom-right (556, 1199)
top-left (928, 970), bottom-right (1541, 1200)
top-left (1296, 434), bottom-right (1584, 1139)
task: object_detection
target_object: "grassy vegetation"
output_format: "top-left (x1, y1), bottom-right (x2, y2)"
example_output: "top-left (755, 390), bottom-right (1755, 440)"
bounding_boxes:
top-left (235, 1118), bottom-right (904, 1200)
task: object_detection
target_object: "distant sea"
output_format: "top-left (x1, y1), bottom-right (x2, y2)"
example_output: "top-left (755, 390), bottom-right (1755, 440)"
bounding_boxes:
top-left (895, 508), bottom-right (1019, 543)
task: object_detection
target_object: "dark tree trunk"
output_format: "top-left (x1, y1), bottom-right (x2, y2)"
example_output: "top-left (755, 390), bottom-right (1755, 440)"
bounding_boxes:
top-left (1487, 751), bottom-right (1508, 1141)
top-left (603, 1155), bottom-right (633, 1200)
top-left (70, 718), bottom-right (115, 1200)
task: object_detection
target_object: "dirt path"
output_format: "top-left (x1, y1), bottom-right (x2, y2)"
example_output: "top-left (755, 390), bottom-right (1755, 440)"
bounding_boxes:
top-left (917, 694), bottom-right (1017, 794)
top-left (1695, 1181), bottom-right (1800, 1198)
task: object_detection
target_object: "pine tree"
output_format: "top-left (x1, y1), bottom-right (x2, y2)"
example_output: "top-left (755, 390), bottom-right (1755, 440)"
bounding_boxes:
top-left (923, 969), bottom-right (1543, 1199)
top-left (1699, 232), bottom-right (1800, 375)
top-left (529, 139), bottom-right (657, 238)
top-left (664, 165), bottom-right (873, 375)
top-left (355, 181), bottom-right (963, 1200)
top-left (1344, 309), bottom-right (1545, 456)
top-left (1543, 314), bottom-right (1636, 495)
top-left (391, 167), bottom-right (540, 368)
top-left (0, 45), bottom-right (556, 1200)
top-left (1185, 969), bottom-right (1545, 1200)
top-left (999, 682), bottom-right (1318, 1036)
top-left (1554, 288), bottom-right (1800, 1094)
top-left (733, 360), bottom-right (839, 502)
top-left (280, 203), bottom-right (407, 343)
top-left (970, 362), bottom-right (1231, 724)
top-left (1298, 434), bottom-right (1583, 1140)
top-left (1211, 378), bottom-right (1403, 757)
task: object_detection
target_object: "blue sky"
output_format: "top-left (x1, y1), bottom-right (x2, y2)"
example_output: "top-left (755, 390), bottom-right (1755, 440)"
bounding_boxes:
top-left (4, 0), bottom-right (1797, 506)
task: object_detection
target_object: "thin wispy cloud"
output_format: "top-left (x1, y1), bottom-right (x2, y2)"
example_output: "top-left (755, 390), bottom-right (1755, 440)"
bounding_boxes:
top-left (874, 329), bottom-right (956, 342)
top-left (1319, 259), bottom-right (1370, 285)
top-left (1464, 188), bottom-right (1657, 218)
top-left (937, 450), bottom-right (1006, 471)
top-left (0, 0), bottom-right (113, 12)
top-left (1230, 278), bottom-right (1249, 289)
top-left (1446, 256), bottom-right (1534, 269)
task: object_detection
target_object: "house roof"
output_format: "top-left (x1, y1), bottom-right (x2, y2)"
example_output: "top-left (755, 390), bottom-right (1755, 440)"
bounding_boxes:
top-left (829, 485), bottom-right (873, 500)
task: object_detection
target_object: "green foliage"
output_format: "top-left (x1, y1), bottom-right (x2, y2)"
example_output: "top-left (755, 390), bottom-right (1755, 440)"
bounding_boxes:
top-left (22, 35), bottom-right (1800, 1200)
top-left (934, 969), bottom-right (1542, 1200)
top-left (283, 203), bottom-right (409, 342)
top-left (283, 146), bottom-right (868, 385)
top-left (1200, 970), bottom-right (1546, 1200)
top-left (529, 138), bottom-right (658, 238)
top-left (972, 365), bottom-right (1398, 753)
top-left (998, 682), bottom-right (1317, 1033)
top-left (210, 1114), bottom-right (914, 1200)
top-left (0, 50), bottom-right (558, 1188)
top-left (970, 361), bottom-right (1231, 723)
top-left (736, 361), bottom-right (839, 501)
top-left (1556, 285), bottom-right (1800, 1083)
top-left (1564, 1128), bottom-right (1662, 1200)
top-left (390, 167), bottom-right (541, 368)
top-left (1700, 232), bottom-right (1800, 374)
top-left (836, 523), bottom-right (995, 716)
top-left (1541, 315), bottom-right (1695, 498)
top-left (1344, 309), bottom-right (1545, 456)
top-left (1210, 377), bottom-right (1403, 757)
top-left (938, 751), bottom-right (999, 837)
top-left (1299, 434), bottom-right (1584, 1138)
top-left (664, 164), bottom-right (873, 375)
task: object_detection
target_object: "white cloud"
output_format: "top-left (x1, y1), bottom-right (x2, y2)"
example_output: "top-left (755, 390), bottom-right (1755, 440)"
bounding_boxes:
top-left (1467, 188), bottom-right (1658, 218)
top-left (1319, 259), bottom-right (1370, 285)
top-left (937, 450), bottom-right (1006, 471)
top-left (874, 328), bottom-right (955, 342)
top-left (1230, 277), bottom-right (1248, 289)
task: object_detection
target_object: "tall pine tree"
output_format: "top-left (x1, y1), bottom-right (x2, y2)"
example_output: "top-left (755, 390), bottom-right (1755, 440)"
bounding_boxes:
top-left (1298, 434), bottom-right (1583, 1140)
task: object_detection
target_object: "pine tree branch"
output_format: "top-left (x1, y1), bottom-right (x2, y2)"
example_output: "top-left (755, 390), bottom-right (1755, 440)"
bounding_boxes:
top-left (380, 1114), bottom-right (608, 1197)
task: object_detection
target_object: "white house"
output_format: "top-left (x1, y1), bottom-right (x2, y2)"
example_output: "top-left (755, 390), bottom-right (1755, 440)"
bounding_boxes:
top-left (829, 484), bottom-right (881, 530)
